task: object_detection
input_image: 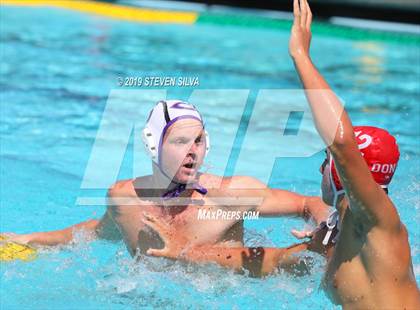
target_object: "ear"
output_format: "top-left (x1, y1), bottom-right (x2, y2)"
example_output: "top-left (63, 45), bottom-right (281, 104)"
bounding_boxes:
top-left (204, 130), bottom-right (210, 156)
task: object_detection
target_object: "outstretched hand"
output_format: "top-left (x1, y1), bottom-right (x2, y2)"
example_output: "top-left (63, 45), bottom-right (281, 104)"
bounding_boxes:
top-left (0, 232), bottom-right (32, 245)
top-left (291, 225), bottom-right (331, 255)
top-left (291, 228), bottom-right (314, 239)
top-left (289, 0), bottom-right (313, 59)
top-left (142, 212), bottom-right (188, 259)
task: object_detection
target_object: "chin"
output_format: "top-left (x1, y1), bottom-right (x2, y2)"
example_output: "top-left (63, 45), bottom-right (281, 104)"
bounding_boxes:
top-left (174, 172), bottom-right (197, 184)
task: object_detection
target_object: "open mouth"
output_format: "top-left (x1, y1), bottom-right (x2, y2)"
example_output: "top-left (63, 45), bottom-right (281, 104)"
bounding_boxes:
top-left (183, 162), bottom-right (195, 169)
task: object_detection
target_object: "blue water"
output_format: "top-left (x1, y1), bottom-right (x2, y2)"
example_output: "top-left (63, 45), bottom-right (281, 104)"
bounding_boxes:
top-left (1, 5), bottom-right (419, 310)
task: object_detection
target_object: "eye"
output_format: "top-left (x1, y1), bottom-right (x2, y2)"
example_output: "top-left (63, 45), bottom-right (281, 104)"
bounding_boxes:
top-left (195, 136), bottom-right (203, 144)
top-left (174, 138), bottom-right (188, 144)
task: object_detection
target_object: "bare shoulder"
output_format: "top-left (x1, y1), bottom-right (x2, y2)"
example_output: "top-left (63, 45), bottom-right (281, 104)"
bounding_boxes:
top-left (106, 177), bottom-right (152, 219)
top-left (107, 179), bottom-right (137, 198)
top-left (199, 173), bottom-right (223, 186)
top-left (199, 173), bottom-right (266, 189)
top-left (224, 175), bottom-right (267, 189)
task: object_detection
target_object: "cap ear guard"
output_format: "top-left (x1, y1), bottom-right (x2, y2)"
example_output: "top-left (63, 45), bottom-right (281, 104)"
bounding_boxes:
top-left (204, 130), bottom-right (210, 157)
top-left (142, 127), bottom-right (158, 162)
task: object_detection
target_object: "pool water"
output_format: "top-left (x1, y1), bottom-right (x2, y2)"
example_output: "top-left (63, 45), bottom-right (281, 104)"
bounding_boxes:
top-left (1, 5), bottom-right (419, 310)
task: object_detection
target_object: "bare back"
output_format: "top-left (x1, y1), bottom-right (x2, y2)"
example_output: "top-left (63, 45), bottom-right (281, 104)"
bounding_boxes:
top-left (323, 208), bottom-right (420, 309)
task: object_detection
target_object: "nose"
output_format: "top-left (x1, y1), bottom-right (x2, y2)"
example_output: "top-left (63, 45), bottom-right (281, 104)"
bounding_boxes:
top-left (187, 142), bottom-right (199, 158)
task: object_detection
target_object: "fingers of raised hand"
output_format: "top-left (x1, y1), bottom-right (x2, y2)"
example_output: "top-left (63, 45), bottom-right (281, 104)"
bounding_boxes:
top-left (300, 0), bottom-right (307, 28)
top-left (294, 0), bottom-right (312, 30)
top-left (293, 0), bottom-right (301, 23)
top-left (305, 0), bottom-right (312, 31)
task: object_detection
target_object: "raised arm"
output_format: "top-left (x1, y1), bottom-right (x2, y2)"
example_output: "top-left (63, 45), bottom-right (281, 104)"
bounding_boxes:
top-left (289, 0), bottom-right (400, 229)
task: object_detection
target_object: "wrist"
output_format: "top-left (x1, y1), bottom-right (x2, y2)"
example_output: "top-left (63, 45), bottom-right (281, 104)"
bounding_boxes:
top-left (15, 233), bottom-right (36, 245)
top-left (292, 53), bottom-right (312, 65)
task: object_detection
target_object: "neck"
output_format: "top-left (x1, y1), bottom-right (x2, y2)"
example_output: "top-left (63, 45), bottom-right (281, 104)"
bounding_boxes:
top-left (151, 163), bottom-right (198, 198)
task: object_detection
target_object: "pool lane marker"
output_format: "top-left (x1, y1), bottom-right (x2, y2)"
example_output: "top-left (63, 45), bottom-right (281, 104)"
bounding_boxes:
top-left (1, 0), bottom-right (418, 44)
top-left (0, 0), bottom-right (198, 24)
top-left (196, 13), bottom-right (420, 45)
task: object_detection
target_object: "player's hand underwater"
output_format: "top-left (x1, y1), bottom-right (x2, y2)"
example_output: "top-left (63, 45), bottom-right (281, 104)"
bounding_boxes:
top-left (289, 0), bottom-right (312, 59)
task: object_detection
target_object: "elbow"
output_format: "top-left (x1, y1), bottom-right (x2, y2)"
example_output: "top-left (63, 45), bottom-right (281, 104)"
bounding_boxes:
top-left (331, 126), bottom-right (354, 148)
top-left (328, 117), bottom-right (356, 151)
top-left (328, 131), bottom-right (358, 158)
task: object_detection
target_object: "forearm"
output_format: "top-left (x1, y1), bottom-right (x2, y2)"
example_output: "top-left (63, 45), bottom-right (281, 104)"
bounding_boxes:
top-left (26, 219), bottom-right (99, 246)
top-left (293, 55), bottom-right (354, 149)
top-left (181, 243), bottom-right (308, 277)
top-left (303, 196), bottom-right (330, 224)
top-left (259, 192), bottom-right (328, 224)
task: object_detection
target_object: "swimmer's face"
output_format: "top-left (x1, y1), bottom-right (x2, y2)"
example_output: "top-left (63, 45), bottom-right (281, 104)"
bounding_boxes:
top-left (320, 151), bottom-right (335, 206)
top-left (161, 119), bottom-right (206, 184)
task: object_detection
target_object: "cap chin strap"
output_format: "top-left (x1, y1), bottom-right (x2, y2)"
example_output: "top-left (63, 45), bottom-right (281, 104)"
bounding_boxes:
top-left (152, 161), bottom-right (207, 199)
top-left (329, 156), bottom-right (345, 209)
top-left (162, 182), bottom-right (208, 200)
top-left (323, 156), bottom-right (344, 245)
top-left (322, 209), bottom-right (340, 245)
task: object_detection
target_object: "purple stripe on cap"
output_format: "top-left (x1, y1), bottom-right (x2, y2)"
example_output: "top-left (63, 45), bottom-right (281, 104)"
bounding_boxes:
top-left (171, 102), bottom-right (197, 110)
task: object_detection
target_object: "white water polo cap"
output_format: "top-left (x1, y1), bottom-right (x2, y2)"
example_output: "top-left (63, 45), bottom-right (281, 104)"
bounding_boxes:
top-left (142, 100), bottom-right (210, 167)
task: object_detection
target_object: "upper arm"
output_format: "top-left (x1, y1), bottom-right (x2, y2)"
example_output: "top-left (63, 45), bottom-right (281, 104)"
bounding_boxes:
top-left (331, 142), bottom-right (400, 231)
top-left (101, 180), bottom-right (138, 242)
top-left (95, 208), bottom-right (123, 241)
top-left (230, 176), bottom-right (307, 217)
top-left (106, 180), bottom-right (147, 252)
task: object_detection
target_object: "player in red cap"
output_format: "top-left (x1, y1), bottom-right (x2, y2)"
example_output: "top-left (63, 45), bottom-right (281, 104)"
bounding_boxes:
top-left (141, 0), bottom-right (420, 308)
top-left (327, 126), bottom-right (400, 207)
top-left (289, 0), bottom-right (420, 308)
